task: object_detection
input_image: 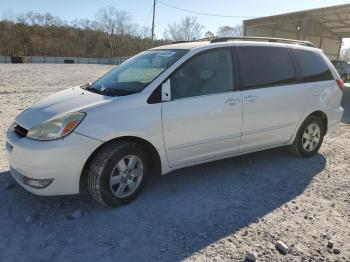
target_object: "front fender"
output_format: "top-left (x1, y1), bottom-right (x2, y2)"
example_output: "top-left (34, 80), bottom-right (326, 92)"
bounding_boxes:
top-left (75, 93), bottom-right (170, 174)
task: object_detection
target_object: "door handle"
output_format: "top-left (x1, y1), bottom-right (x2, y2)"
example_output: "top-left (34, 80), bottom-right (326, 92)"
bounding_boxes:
top-left (225, 98), bottom-right (241, 106)
top-left (244, 95), bottom-right (258, 102)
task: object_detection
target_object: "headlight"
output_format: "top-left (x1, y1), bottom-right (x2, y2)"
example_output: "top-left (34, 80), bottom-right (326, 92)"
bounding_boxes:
top-left (27, 112), bottom-right (86, 141)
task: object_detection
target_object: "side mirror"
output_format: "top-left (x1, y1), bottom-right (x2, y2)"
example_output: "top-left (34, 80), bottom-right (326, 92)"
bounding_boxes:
top-left (162, 79), bottom-right (171, 102)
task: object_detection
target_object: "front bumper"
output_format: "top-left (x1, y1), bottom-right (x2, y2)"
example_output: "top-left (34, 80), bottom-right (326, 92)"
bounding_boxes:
top-left (6, 129), bottom-right (102, 196)
top-left (10, 166), bottom-right (54, 189)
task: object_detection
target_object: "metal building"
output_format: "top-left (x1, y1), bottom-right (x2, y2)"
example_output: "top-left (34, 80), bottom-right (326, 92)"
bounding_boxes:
top-left (243, 4), bottom-right (350, 60)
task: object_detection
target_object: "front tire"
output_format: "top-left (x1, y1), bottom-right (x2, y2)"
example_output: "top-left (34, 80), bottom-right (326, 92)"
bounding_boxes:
top-left (87, 141), bottom-right (150, 207)
top-left (289, 115), bottom-right (325, 157)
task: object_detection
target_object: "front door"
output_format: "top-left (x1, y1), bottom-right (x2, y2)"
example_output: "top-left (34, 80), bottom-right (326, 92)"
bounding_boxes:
top-left (161, 48), bottom-right (242, 167)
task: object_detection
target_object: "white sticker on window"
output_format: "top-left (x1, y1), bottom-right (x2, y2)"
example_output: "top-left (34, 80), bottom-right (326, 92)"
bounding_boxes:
top-left (157, 52), bottom-right (176, 57)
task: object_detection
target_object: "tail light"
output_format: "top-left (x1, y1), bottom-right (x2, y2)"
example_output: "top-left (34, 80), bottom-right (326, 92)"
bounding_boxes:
top-left (336, 79), bottom-right (344, 91)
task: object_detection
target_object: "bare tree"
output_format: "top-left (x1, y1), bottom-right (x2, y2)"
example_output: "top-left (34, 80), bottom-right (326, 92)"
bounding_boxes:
top-left (71, 18), bottom-right (98, 30)
top-left (204, 31), bottom-right (215, 38)
top-left (15, 11), bottom-right (63, 26)
top-left (163, 16), bottom-right (204, 41)
top-left (22, 11), bottom-right (37, 25)
top-left (96, 6), bottom-right (137, 56)
top-left (0, 21), bottom-right (15, 55)
top-left (16, 14), bottom-right (28, 24)
top-left (138, 25), bottom-right (151, 39)
top-left (216, 24), bottom-right (243, 37)
top-left (95, 7), bottom-right (135, 35)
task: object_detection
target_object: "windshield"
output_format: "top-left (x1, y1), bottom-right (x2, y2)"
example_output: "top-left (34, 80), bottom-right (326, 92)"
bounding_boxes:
top-left (86, 49), bottom-right (188, 96)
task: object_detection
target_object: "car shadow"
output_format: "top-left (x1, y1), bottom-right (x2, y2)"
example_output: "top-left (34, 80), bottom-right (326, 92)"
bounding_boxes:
top-left (0, 148), bottom-right (326, 262)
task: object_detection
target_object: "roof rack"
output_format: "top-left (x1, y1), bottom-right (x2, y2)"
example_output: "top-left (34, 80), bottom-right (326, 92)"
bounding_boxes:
top-left (210, 36), bottom-right (315, 47)
top-left (170, 41), bottom-right (190, 44)
top-left (170, 37), bottom-right (214, 45)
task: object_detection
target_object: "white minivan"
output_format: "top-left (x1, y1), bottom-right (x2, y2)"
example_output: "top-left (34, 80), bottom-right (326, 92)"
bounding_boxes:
top-left (6, 37), bottom-right (344, 207)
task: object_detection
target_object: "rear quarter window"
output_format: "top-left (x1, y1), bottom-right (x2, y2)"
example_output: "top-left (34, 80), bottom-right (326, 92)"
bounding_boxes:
top-left (237, 46), bottom-right (297, 90)
top-left (292, 49), bottom-right (333, 83)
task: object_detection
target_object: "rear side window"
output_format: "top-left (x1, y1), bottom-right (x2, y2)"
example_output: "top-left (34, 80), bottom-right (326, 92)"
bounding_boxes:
top-left (237, 46), bottom-right (297, 89)
top-left (293, 50), bottom-right (333, 82)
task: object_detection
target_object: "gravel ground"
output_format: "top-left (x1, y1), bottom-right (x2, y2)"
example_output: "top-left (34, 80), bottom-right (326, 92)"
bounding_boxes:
top-left (0, 64), bottom-right (349, 262)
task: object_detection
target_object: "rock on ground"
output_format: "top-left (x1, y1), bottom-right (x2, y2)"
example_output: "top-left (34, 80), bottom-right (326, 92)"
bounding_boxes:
top-left (245, 251), bottom-right (257, 261)
top-left (276, 240), bottom-right (289, 255)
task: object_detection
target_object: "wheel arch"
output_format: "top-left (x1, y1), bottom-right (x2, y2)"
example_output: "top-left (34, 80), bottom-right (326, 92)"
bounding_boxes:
top-left (79, 136), bottom-right (162, 193)
top-left (308, 110), bottom-right (328, 134)
top-left (290, 110), bottom-right (328, 145)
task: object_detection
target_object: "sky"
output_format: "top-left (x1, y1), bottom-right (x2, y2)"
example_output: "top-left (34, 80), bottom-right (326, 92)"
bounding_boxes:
top-left (1, 0), bottom-right (350, 45)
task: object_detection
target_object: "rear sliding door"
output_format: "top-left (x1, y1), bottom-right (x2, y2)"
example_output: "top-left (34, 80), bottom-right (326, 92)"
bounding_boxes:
top-left (237, 46), bottom-right (307, 152)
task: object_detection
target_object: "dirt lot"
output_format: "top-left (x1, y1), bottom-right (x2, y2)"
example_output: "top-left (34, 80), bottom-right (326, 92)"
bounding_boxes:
top-left (0, 64), bottom-right (349, 262)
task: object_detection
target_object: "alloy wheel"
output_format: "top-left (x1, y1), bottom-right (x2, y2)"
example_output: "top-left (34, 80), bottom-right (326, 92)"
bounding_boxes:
top-left (302, 123), bottom-right (321, 152)
top-left (109, 155), bottom-right (144, 198)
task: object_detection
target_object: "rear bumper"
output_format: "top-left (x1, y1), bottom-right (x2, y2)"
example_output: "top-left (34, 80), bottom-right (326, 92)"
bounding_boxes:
top-left (327, 106), bottom-right (344, 133)
top-left (6, 130), bottom-right (102, 196)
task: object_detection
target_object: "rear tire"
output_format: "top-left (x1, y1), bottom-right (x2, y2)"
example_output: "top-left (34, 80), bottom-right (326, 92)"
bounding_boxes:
top-left (289, 115), bottom-right (325, 157)
top-left (87, 141), bottom-right (150, 207)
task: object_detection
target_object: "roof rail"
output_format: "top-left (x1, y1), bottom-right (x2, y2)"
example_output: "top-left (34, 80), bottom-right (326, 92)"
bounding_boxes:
top-left (170, 41), bottom-right (190, 44)
top-left (170, 38), bottom-right (214, 45)
top-left (210, 36), bottom-right (315, 47)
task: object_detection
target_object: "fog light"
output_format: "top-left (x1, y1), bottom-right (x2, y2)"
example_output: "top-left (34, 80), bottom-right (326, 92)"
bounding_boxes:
top-left (10, 167), bottom-right (54, 189)
top-left (23, 177), bottom-right (54, 189)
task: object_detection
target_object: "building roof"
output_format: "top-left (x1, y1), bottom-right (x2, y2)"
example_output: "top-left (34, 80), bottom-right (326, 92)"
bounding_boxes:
top-left (244, 4), bottom-right (350, 39)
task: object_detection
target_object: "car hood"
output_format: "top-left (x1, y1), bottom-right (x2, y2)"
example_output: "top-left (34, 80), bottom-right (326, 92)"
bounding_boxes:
top-left (15, 87), bottom-right (113, 130)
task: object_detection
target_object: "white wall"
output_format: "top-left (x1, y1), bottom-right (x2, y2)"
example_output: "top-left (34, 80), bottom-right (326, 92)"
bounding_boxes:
top-left (0, 56), bottom-right (12, 63)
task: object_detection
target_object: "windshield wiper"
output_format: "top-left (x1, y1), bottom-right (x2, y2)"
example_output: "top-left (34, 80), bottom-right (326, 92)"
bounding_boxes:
top-left (102, 89), bottom-right (137, 97)
top-left (81, 82), bottom-right (142, 96)
top-left (81, 83), bottom-right (106, 95)
top-left (81, 82), bottom-right (91, 89)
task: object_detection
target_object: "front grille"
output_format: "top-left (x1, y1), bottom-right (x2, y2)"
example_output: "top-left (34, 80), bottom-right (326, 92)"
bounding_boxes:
top-left (14, 124), bottom-right (28, 137)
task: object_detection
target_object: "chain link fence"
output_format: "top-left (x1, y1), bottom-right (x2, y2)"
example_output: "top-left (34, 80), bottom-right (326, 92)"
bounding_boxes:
top-left (0, 56), bottom-right (128, 65)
